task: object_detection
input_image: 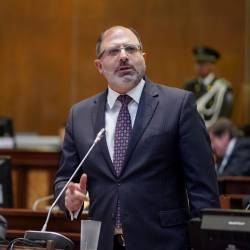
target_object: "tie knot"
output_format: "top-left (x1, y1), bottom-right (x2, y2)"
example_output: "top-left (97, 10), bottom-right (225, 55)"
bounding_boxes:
top-left (117, 95), bottom-right (132, 106)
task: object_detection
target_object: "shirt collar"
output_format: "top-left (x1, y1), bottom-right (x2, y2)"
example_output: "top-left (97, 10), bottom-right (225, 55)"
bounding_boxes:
top-left (107, 79), bottom-right (145, 109)
top-left (225, 137), bottom-right (237, 158)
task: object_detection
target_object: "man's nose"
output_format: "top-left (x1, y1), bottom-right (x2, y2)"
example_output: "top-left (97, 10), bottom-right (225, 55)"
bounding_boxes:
top-left (119, 48), bottom-right (128, 59)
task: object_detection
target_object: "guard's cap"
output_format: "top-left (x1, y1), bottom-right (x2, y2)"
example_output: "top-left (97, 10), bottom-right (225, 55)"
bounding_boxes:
top-left (193, 46), bottom-right (220, 63)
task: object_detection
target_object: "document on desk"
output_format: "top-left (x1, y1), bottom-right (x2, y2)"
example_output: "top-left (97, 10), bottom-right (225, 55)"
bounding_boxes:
top-left (0, 137), bottom-right (15, 149)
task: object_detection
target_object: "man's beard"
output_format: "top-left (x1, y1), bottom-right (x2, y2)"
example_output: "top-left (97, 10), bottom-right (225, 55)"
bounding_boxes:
top-left (103, 61), bottom-right (145, 92)
top-left (113, 70), bottom-right (142, 87)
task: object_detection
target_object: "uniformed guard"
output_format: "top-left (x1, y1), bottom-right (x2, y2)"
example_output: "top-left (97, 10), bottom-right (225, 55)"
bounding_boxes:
top-left (184, 46), bottom-right (233, 128)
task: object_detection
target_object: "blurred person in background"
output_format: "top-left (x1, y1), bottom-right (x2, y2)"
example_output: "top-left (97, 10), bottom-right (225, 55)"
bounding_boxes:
top-left (184, 46), bottom-right (233, 128)
top-left (209, 118), bottom-right (250, 176)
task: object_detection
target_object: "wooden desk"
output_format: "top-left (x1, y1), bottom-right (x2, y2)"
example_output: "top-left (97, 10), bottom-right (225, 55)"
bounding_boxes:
top-left (0, 208), bottom-right (87, 249)
top-left (220, 194), bottom-right (250, 209)
top-left (0, 150), bottom-right (60, 208)
top-left (0, 208), bottom-right (201, 250)
top-left (218, 176), bottom-right (250, 209)
top-left (218, 176), bottom-right (250, 195)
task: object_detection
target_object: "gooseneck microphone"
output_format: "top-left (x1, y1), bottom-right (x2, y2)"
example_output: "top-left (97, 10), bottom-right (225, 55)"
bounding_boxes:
top-left (24, 128), bottom-right (106, 250)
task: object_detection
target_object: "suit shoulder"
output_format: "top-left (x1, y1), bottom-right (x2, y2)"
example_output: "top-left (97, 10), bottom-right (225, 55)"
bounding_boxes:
top-left (236, 138), bottom-right (250, 149)
top-left (152, 82), bottom-right (193, 99)
top-left (71, 90), bottom-right (106, 111)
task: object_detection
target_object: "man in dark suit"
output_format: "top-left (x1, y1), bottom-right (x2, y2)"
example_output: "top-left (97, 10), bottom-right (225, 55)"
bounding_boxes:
top-left (184, 46), bottom-right (233, 128)
top-left (209, 118), bottom-right (250, 176)
top-left (54, 26), bottom-right (220, 250)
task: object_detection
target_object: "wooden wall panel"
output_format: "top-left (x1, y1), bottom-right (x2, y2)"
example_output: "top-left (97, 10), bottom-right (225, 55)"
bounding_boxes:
top-left (0, 1), bottom-right (73, 134)
top-left (0, 0), bottom-right (247, 134)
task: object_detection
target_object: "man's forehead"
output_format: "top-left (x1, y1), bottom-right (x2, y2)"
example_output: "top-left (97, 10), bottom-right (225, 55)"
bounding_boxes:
top-left (102, 27), bottom-right (139, 45)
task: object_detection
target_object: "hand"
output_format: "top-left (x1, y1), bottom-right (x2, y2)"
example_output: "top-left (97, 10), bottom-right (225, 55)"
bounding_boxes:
top-left (65, 173), bottom-right (89, 213)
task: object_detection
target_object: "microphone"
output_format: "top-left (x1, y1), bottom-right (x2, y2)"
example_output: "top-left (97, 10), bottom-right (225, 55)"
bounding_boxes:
top-left (24, 128), bottom-right (106, 250)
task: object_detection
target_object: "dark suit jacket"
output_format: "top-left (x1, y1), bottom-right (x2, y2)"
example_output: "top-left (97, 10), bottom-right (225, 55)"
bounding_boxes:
top-left (218, 138), bottom-right (250, 176)
top-left (54, 79), bottom-right (220, 250)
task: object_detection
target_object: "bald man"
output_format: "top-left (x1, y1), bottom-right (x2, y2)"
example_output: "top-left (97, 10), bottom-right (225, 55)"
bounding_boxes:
top-left (54, 26), bottom-right (220, 250)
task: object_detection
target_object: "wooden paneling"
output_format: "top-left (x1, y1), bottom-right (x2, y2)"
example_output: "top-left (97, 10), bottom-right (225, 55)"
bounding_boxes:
top-left (0, 149), bottom-right (60, 208)
top-left (218, 176), bottom-right (250, 195)
top-left (0, 0), bottom-right (247, 134)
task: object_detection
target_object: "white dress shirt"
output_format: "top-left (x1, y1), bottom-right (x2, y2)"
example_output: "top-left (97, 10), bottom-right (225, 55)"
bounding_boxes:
top-left (105, 79), bottom-right (145, 161)
top-left (217, 137), bottom-right (237, 175)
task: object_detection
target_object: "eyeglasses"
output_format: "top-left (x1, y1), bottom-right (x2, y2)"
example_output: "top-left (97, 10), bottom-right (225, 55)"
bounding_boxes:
top-left (98, 44), bottom-right (142, 59)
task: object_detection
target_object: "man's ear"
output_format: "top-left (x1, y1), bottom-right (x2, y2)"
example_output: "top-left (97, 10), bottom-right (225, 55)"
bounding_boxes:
top-left (94, 59), bottom-right (103, 74)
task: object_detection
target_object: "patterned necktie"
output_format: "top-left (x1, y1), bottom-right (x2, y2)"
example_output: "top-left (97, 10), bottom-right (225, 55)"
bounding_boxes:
top-left (113, 94), bottom-right (132, 229)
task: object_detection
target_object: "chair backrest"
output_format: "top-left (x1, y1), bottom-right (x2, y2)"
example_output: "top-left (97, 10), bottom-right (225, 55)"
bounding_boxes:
top-left (0, 116), bottom-right (14, 137)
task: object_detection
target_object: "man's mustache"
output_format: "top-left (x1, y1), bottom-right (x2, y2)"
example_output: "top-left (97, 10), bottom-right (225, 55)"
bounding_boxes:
top-left (115, 61), bottom-right (135, 72)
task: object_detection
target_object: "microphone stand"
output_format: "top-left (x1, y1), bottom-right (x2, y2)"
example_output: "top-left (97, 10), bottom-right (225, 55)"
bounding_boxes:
top-left (24, 128), bottom-right (105, 250)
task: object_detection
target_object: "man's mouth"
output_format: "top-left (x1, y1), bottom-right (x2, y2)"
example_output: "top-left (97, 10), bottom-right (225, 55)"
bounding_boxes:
top-left (117, 66), bottom-right (132, 71)
top-left (116, 66), bottom-right (134, 76)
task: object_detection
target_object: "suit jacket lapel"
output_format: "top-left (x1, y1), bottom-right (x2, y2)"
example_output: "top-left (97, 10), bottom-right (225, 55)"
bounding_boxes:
top-left (92, 80), bottom-right (159, 177)
top-left (123, 80), bottom-right (159, 169)
top-left (92, 90), bottom-right (117, 177)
